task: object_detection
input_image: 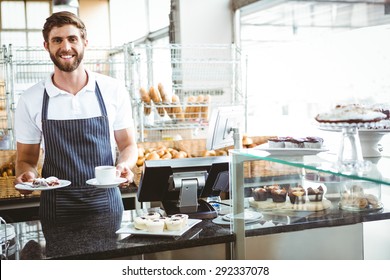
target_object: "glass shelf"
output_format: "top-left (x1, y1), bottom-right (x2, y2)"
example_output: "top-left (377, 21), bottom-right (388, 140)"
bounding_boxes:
top-left (229, 149), bottom-right (390, 186)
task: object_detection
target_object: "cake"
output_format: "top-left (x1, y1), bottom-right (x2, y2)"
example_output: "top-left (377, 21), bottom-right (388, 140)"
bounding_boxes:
top-left (315, 104), bottom-right (387, 124)
top-left (270, 187), bottom-right (287, 203)
top-left (165, 217), bottom-right (184, 231)
top-left (268, 137), bottom-right (286, 148)
top-left (307, 186), bottom-right (324, 202)
top-left (144, 212), bottom-right (161, 220)
top-left (252, 187), bottom-right (268, 201)
top-left (284, 137), bottom-right (305, 148)
top-left (303, 137), bottom-right (324, 149)
top-left (170, 214), bottom-right (189, 226)
top-left (265, 185), bottom-right (280, 199)
top-left (134, 216), bottom-right (148, 230)
top-left (288, 186), bottom-right (306, 204)
top-left (145, 219), bottom-right (165, 232)
top-left (32, 176), bottom-right (60, 187)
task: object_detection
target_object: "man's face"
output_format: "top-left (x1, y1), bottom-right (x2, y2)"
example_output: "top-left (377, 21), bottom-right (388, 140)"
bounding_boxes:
top-left (44, 25), bottom-right (87, 72)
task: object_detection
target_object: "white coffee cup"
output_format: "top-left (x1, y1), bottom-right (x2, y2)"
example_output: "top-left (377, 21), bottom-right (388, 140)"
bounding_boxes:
top-left (95, 166), bottom-right (117, 184)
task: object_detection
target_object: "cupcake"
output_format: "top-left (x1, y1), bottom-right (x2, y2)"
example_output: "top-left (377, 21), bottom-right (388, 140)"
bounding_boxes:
top-left (288, 186), bottom-right (306, 204)
top-left (271, 187), bottom-right (287, 203)
top-left (134, 216), bottom-right (148, 230)
top-left (307, 186), bottom-right (324, 202)
top-left (252, 187), bottom-right (268, 201)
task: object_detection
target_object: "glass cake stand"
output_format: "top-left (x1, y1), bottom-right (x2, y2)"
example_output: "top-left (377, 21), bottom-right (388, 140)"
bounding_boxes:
top-left (317, 122), bottom-right (379, 175)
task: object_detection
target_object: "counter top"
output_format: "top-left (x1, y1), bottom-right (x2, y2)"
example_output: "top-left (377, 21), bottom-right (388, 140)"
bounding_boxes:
top-left (5, 208), bottom-right (234, 260)
top-left (4, 187), bottom-right (390, 260)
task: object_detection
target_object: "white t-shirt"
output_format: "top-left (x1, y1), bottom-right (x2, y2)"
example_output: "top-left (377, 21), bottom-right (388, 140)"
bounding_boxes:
top-left (15, 69), bottom-right (134, 159)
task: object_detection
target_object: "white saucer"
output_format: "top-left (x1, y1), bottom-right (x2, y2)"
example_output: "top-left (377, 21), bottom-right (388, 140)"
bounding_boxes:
top-left (86, 177), bottom-right (127, 188)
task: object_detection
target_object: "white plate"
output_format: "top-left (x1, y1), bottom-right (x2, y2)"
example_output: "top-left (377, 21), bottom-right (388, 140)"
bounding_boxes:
top-left (222, 211), bottom-right (263, 222)
top-left (15, 179), bottom-right (71, 191)
top-left (86, 177), bottom-right (127, 188)
top-left (253, 144), bottom-right (328, 156)
top-left (116, 218), bottom-right (202, 237)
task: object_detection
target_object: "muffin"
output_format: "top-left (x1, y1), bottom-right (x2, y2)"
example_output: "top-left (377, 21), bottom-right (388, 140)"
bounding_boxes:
top-left (252, 187), bottom-right (268, 201)
top-left (307, 186), bottom-right (324, 202)
top-left (288, 186), bottom-right (306, 204)
top-left (271, 187), bottom-right (287, 203)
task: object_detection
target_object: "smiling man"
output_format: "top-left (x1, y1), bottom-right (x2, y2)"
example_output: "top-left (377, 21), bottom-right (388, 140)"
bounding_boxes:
top-left (14, 11), bottom-right (138, 221)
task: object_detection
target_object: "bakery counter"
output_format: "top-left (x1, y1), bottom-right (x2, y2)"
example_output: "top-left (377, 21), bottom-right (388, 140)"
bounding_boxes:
top-left (2, 208), bottom-right (234, 260)
top-left (3, 196), bottom-right (390, 260)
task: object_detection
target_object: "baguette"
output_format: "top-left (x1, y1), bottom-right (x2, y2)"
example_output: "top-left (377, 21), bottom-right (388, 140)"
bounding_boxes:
top-left (139, 87), bottom-right (151, 115)
top-left (149, 86), bottom-right (165, 117)
top-left (158, 83), bottom-right (174, 118)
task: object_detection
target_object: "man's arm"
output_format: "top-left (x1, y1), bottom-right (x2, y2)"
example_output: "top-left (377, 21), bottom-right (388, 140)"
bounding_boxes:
top-left (114, 128), bottom-right (138, 183)
top-left (14, 142), bottom-right (41, 193)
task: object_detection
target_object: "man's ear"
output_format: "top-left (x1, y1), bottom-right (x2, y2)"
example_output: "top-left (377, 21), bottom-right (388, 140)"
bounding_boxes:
top-left (43, 41), bottom-right (49, 51)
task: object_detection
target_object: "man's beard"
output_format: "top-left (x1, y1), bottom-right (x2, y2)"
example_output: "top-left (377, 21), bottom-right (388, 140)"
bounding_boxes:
top-left (49, 50), bottom-right (84, 72)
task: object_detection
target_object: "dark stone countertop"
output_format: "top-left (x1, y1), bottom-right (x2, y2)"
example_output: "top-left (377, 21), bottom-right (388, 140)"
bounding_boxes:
top-left (3, 187), bottom-right (390, 260)
top-left (6, 208), bottom-right (234, 260)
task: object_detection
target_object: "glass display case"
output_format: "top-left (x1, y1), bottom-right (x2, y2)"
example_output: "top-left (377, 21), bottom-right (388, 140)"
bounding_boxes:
top-left (229, 149), bottom-right (390, 259)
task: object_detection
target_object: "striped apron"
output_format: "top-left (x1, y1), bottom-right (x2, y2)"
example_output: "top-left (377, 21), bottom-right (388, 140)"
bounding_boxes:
top-left (39, 82), bottom-right (124, 221)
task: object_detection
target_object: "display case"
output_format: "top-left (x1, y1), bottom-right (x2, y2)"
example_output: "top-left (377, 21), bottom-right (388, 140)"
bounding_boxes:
top-left (229, 149), bottom-right (390, 259)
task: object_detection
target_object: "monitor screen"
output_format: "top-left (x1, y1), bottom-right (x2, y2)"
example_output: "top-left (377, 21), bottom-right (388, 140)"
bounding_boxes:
top-left (206, 105), bottom-right (244, 150)
top-left (137, 156), bottom-right (229, 218)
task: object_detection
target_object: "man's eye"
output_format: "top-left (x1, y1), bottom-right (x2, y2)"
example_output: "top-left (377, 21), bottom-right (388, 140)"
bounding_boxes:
top-left (52, 38), bottom-right (62, 44)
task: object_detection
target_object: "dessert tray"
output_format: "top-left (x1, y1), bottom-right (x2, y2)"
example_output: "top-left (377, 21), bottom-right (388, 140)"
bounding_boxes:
top-left (86, 178), bottom-right (127, 189)
top-left (116, 218), bottom-right (202, 237)
top-left (248, 197), bottom-right (332, 212)
top-left (15, 179), bottom-right (71, 191)
top-left (253, 143), bottom-right (328, 156)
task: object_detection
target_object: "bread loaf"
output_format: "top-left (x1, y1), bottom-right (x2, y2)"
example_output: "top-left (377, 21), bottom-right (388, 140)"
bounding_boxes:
top-left (149, 86), bottom-right (165, 117)
top-left (201, 95), bottom-right (210, 119)
top-left (139, 87), bottom-right (151, 115)
top-left (185, 95), bottom-right (196, 119)
top-left (158, 83), bottom-right (174, 118)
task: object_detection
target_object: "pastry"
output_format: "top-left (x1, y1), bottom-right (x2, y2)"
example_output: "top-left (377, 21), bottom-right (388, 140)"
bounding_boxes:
top-left (134, 216), bottom-right (148, 230)
top-left (315, 104), bottom-right (386, 124)
top-left (145, 219), bottom-right (165, 232)
top-left (149, 86), bottom-right (165, 117)
top-left (303, 137), bottom-right (324, 149)
top-left (288, 186), bottom-right (306, 204)
top-left (270, 187), bottom-right (287, 203)
top-left (139, 87), bottom-right (151, 115)
top-left (307, 186), bottom-right (324, 202)
top-left (171, 214), bottom-right (189, 226)
top-left (252, 187), bottom-right (268, 201)
top-left (165, 217), bottom-right (183, 231)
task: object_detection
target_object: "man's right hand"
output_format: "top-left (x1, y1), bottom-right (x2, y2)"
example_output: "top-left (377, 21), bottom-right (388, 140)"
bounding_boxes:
top-left (14, 171), bottom-right (36, 195)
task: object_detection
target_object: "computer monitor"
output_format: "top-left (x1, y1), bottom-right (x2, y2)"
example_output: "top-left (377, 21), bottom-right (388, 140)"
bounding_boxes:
top-left (137, 156), bottom-right (229, 219)
top-left (206, 105), bottom-right (244, 150)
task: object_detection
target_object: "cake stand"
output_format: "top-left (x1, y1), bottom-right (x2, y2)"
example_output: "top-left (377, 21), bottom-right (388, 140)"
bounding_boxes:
top-left (317, 122), bottom-right (379, 175)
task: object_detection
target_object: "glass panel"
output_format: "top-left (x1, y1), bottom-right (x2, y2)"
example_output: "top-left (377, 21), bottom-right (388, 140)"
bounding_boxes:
top-left (1, 1), bottom-right (26, 29)
top-left (26, 1), bottom-right (51, 29)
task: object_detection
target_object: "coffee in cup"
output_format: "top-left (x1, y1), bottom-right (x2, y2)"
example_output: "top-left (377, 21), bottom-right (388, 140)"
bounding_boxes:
top-left (95, 166), bottom-right (117, 184)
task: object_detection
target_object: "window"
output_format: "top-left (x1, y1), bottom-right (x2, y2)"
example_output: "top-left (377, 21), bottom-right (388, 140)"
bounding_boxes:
top-left (0, 0), bottom-right (51, 47)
